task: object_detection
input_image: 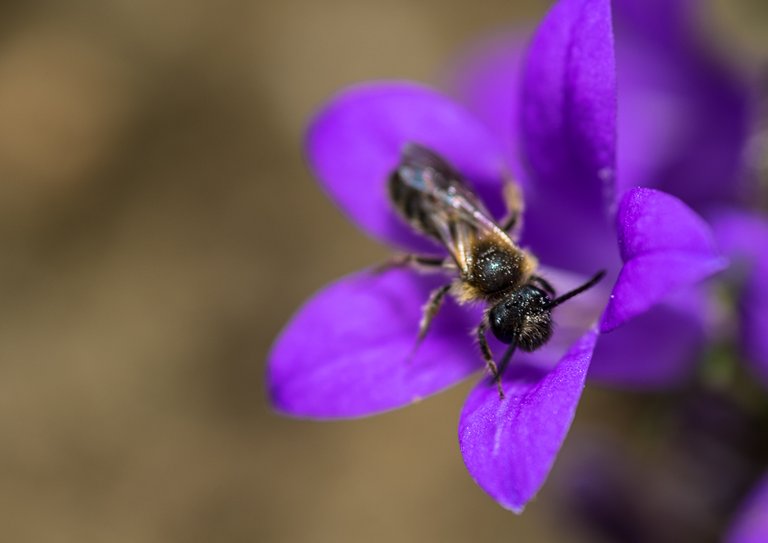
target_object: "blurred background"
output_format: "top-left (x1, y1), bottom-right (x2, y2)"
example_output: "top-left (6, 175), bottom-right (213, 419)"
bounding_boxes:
top-left (0, 1), bottom-right (765, 541)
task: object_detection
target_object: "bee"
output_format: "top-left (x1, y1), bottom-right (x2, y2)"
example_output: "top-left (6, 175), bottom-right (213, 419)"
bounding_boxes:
top-left (387, 143), bottom-right (605, 397)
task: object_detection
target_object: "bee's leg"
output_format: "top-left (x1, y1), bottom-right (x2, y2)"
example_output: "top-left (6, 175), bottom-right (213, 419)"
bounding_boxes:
top-left (500, 178), bottom-right (524, 234)
top-left (476, 320), bottom-right (505, 399)
top-left (374, 254), bottom-right (448, 274)
top-left (495, 343), bottom-right (517, 386)
top-left (530, 275), bottom-right (556, 297)
top-left (408, 283), bottom-right (452, 360)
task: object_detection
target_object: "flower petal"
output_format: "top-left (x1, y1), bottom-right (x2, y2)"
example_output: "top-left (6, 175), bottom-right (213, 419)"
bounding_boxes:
top-left (727, 474), bottom-right (768, 543)
top-left (590, 288), bottom-right (708, 388)
top-left (614, 0), bottom-right (754, 208)
top-left (458, 328), bottom-right (599, 512)
top-left (268, 267), bottom-right (483, 419)
top-left (711, 211), bottom-right (768, 268)
top-left (444, 31), bottom-right (529, 173)
top-left (519, 0), bottom-right (616, 218)
top-left (306, 82), bottom-right (509, 252)
top-left (601, 188), bottom-right (727, 331)
top-left (445, 33), bottom-right (622, 275)
top-left (516, 0), bottom-right (619, 274)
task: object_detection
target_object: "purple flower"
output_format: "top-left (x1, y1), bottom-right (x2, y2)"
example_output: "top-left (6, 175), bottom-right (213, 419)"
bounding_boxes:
top-left (450, 0), bottom-right (764, 390)
top-left (442, 0), bottom-right (768, 525)
top-left (608, 0), bottom-right (768, 390)
top-left (610, 0), bottom-right (768, 391)
top-left (268, 0), bottom-right (725, 512)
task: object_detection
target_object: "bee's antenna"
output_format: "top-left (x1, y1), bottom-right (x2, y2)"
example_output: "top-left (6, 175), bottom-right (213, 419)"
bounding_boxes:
top-left (547, 270), bottom-right (606, 309)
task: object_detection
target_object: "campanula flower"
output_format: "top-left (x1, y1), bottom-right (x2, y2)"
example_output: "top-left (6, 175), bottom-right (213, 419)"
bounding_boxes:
top-left (604, 0), bottom-right (767, 388)
top-left (268, 0), bottom-right (725, 512)
top-left (436, 0), bottom-right (768, 525)
top-left (449, 0), bottom-right (764, 389)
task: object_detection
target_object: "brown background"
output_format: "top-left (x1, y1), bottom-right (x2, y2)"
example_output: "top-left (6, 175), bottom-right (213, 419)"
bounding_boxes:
top-left (0, 1), bottom-right (765, 542)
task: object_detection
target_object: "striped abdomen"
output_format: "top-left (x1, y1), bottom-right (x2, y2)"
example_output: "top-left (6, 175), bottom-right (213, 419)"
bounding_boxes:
top-left (387, 165), bottom-right (447, 241)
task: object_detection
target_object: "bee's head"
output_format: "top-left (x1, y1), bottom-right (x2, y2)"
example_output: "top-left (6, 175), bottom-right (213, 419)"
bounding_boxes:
top-left (489, 285), bottom-right (553, 351)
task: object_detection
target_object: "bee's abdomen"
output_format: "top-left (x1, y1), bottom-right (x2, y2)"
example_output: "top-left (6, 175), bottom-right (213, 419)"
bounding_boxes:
top-left (388, 169), bottom-right (441, 240)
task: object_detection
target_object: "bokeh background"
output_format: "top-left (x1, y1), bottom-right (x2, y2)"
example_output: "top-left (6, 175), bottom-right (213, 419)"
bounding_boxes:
top-left (0, 1), bottom-right (765, 541)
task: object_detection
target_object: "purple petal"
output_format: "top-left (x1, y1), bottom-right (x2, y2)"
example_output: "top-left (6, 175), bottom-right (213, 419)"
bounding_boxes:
top-left (727, 474), bottom-right (768, 543)
top-left (519, 0), bottom-right (616, 218)
top-left (306, 82), bottom-right (509, 252)
top-left (590, 288), bottom-right (708, 388)
top-left (601, 188), bottom-right (727, 331)
top-left (614, 0), bottom-right (754, 208)
top-left (268, 267), bottom-right (483, 419)
top-left (446, 30), bottom-right (623, 275)
top-left (444, 31), bottom-right (529, 174)
top-left (521, 198), bottom-right (622, 277)
top-left (711, 211), bottom-right (768, 267)
top-left (458, 328), bottom-right (599, 512)
top-left (516, 0), bottom-right (619, 274)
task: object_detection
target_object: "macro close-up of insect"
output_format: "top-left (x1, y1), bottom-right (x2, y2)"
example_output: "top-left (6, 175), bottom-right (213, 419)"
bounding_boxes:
top-left (3, 0), bottom-right (767, 540)
top-left (253, 0), bottom-right (768, 536)
top-left (387, 143), bottom-right (605, 396)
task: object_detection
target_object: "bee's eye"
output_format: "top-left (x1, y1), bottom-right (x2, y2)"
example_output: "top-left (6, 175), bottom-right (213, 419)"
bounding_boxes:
top-left (489, 299), bottom-right (519, 344)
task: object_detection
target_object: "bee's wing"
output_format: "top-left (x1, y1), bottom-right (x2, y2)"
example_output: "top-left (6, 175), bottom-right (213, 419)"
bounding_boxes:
top-left (396, 144), bottom-right (514, 273)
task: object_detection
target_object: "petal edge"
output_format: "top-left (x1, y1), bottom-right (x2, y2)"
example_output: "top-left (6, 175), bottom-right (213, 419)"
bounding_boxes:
top-left (268, 267), bottom-right (483, 419)
top-left (601, 188), bottom-right (727, 331)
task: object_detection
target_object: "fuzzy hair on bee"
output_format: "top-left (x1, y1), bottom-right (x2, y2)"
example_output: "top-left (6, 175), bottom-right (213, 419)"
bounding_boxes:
top-left (386, 143), bottom-right (605, 397)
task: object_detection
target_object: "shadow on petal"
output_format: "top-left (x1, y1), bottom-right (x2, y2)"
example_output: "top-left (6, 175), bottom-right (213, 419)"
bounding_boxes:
top-left (590, 287), bottom-right (709, 388)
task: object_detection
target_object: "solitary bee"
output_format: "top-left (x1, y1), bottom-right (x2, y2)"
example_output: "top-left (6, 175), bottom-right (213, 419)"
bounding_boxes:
top-left (387, 143), bottom-right (604, 397)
